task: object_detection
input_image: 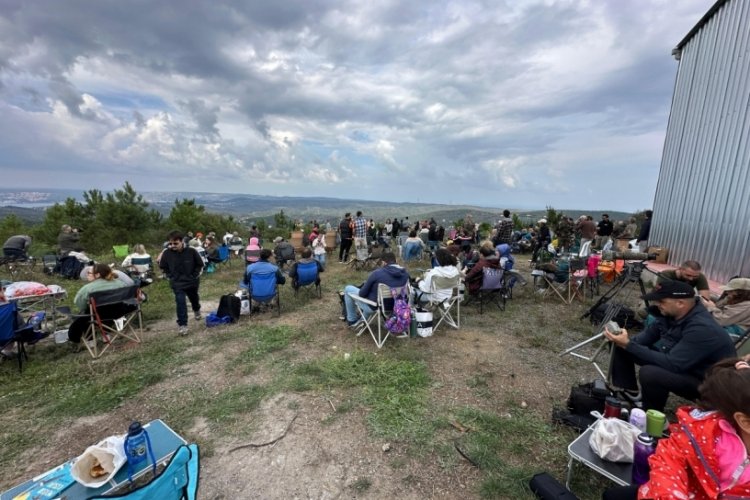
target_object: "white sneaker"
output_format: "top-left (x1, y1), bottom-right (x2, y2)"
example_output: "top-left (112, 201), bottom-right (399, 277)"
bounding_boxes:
top-left (178, 325), bottom-right (189, 336)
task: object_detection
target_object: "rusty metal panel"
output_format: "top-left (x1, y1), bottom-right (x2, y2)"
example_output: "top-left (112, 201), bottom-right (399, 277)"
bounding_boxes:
top-left (650, 0), bottom-right (750, 283)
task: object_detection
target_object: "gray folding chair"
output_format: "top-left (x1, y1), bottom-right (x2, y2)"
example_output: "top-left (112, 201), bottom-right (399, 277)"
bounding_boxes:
top-left (348, 283), bottom-right (411, 348)
top-left (427, 275), bottom-right (461, 332)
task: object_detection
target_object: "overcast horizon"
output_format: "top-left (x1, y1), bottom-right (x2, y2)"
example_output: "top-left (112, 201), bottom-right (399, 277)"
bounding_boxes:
top-left (1, 1), bottom-right (716, 211)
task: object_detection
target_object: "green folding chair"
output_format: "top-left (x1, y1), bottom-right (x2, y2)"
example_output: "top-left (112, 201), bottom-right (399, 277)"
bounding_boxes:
top-left (113, 245), bottom-right (130, 259)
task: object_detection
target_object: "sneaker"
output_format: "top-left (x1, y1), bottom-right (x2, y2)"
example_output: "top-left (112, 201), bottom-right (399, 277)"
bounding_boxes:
top-left (338, 315), bottom-right (346, 321)
top-left (194, 311), bottom-right (202, 320)
top-left (178, 325), bottom-right (189, 336)
top-left (348, 319), bottom-right (364, 330)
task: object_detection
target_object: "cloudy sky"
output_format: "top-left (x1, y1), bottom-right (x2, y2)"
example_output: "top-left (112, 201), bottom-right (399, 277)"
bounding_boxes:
top-left (0, 0), bottom-right (715, 211)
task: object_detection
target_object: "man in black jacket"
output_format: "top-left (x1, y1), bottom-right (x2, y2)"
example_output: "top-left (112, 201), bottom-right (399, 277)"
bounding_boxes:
top-left (338, 213), bottom-right (353, 264)
top-left (605, 280), bottom-right (735, 412)
top-left (159, 230), bottom-right (204, 336)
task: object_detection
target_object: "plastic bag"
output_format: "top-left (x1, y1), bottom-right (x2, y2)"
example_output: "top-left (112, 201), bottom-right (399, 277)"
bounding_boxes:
top-left (588, 417), bottom-right (639, 463)
top-left (71, 435), bottom-right (126, 488)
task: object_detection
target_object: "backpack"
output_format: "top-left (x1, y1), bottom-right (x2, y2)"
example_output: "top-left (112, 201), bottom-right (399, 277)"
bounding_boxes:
top-left (384, 288), bottom-right (411, 334)
top-left (217, 294), bottom-right (241, 323)
top-left (58, 256), bottom-right (86, 280)
top-left (552, 379), bottom-right (610, 432)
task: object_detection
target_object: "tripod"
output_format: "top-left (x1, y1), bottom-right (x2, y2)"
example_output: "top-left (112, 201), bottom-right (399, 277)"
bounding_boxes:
top-left (560, 260), bottom-right (651, 380)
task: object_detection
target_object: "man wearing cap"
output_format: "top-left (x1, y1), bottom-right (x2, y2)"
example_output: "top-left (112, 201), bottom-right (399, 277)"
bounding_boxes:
top-left (273, 236), bottom-right (295, 269)
top-left (657, 260), bottom-right (711, 300)
top-left (701, 277), bottom-right (750, 335)
top-left (604, 280), bottom-right (735, 412)
top-left (530, 218), bottom-right (551, 263)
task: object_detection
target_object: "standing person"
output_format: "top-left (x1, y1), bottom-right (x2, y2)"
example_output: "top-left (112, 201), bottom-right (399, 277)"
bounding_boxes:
top-left (338, 212), bottom-right (353, 263)
top-left (530, 219), bottom-right (551, 263)
top-left (391, 217), bottom-right (400, 239)
top-left (159, 230), bottom-right (204, 336)
top-left (58, 224), bottom-right (83, 255)
top-left (596, 214), bottom-right (614, 250)
top-left (310, 226), bottom-right (327, 269)
top-left (576, 215), bottom-right (596, 256)
top-left (636, 210), bottom-right (652, 253)
top-left (493, 210), bottom-right (514, 245)
top-left (352, 211), bottom-right (367, 249)
top-left (2, 235), bottom-right (32, 259)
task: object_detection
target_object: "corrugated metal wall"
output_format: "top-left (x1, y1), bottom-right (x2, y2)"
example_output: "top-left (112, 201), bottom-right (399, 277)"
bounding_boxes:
top-left (650, 0), bottom-right (750, 283)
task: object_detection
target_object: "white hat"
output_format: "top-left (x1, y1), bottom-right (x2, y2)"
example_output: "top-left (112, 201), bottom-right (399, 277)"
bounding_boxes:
top-left (538, 218), bottom-right (547, 224)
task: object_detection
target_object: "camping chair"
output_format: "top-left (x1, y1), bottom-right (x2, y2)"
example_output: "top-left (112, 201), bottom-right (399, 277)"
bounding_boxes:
top-left (536, 258), bottom-right (586, 304)
top-left (0, 302), bottom-right (44, 373)
top-left (293, 261), bottom-right (321, 299)
top-left (349, 283), bottom-right (411, 348)
top-left (402, 242), bottom-right (422, 262)
top-left (477, 267), bottom-right (506, 314)
top-left (349, 239), bottom-right (370, 271)
top-left (42, 254), bottom-right (59, 276)
top-left (67, 285), bottom-right (143, 359)
top-left (731, 328), bottom-right (750, 356)
top-left (247, 271), bottom-right (281, 316)
top-left (427, 275), bottom-right (461, 332)
top-left (113, 245), bottom-right (130, 260)
top-left (87, 443), bottom-right (199, 500)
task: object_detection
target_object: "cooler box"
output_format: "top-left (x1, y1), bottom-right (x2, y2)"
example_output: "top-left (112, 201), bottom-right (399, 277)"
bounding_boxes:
top-left (647, 246), bottom-right (669, 264)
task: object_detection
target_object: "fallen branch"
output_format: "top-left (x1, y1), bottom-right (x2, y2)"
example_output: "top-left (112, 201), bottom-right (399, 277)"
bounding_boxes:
top-left (328, 398), bottom-right (336, 412)
top-left (454, 439), bottom-right (479, 468)
top-left (228, 413), bottom-right (298, 453)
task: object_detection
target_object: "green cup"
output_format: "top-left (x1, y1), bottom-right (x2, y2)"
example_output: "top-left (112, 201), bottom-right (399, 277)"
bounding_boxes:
top-left (646, 409), bottom-right (666, 438)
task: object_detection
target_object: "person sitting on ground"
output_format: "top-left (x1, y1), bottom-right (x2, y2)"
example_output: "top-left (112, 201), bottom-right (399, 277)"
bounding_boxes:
top-left (2, 234), bottom-right (32, 259)
top-left (602, 357), bottom-right (750, 500)
top-left (464, 240), bottom-right (501, 296)
top-left (342, 251), bottom-right (409, 328)
top-left (68, 263), bottom-right (129, 343)
top-left (701, 277), bottom-right (750, 337)
top-left (402, 230), bottom-right (425, 260)
top-left (245, 237), bottom-right (262, 264)
top-left (57, 224), bottom-right (83, 255)
top-left (288, 248), bottom-right (323, 290)
top-left (243, 248), bottom-right (286, 294)
top-left (273, 236), bottom-right (295, 269)
top-left (121, 244), bottom-right (152, 276)
top-left (414, 248), bottom-right (460, 305)
top-left (658, 260), bottom-right (712, 301)
top-left (604, 280), bottom-right (736, 413)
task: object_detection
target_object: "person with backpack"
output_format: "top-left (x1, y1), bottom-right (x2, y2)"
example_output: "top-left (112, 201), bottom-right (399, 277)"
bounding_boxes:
top-left (159, 230), bottom-right (204, 336)
top-left (341, 251), bottom-right (409, 328)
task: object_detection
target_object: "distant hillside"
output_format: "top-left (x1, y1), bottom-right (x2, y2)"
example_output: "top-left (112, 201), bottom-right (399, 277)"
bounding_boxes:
top-left (0, 188), bottom-right (634, 226)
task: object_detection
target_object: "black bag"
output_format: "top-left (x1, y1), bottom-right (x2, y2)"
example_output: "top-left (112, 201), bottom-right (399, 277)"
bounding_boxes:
top-left (552, 379), bottom-right (610, 432)
top-left (590, 302), bottom-right (642, 330)
top-left (217, 294), bottom-right (241, 323)
top-left (58, 256), bottom-right (85, 280)
top-left (529, 472), bottom-right (580, 500)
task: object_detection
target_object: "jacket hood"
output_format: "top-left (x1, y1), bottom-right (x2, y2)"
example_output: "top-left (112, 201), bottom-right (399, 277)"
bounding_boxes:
top-left (496, 244), bottom-right (510, 257)
top-left (249, 237), bottom-right (259, 245)
top-left (383, 264), bottom-right (409, 280)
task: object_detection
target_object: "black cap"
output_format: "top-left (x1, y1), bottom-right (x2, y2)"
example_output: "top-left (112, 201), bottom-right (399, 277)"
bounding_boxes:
top-left (642, 280), bottom-right (695, 301)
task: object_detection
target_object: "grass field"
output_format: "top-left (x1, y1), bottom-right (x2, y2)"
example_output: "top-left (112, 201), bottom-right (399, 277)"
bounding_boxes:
top-left (0, 249), bottom-right (649, 499)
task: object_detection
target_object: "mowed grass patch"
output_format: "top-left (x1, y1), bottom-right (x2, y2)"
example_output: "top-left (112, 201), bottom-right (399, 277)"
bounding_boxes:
top-left (288, 351), bottom-right (432, 441)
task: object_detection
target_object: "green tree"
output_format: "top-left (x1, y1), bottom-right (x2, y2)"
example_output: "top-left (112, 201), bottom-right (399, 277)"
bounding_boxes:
top-left (544, 206), bottom-right (561, 229)
top-left (167, 199), bottom-right (207, 234)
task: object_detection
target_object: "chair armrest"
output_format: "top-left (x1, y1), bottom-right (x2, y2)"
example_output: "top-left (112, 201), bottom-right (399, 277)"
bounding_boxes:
top-left (348, 293), bottom-right (377, 308)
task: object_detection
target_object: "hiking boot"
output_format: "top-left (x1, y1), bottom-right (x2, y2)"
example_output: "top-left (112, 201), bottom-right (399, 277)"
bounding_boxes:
top-left (178, 325), bottom-right (189, 336)
top-left (194, 311), bottom-right (202, 320)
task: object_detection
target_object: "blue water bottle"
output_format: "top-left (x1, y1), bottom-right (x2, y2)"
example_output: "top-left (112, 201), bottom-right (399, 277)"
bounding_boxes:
top-left (124, 421), bottom-right (157, 482)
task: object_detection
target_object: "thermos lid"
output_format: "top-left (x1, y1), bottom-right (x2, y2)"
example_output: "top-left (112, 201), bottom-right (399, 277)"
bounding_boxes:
top-left (128, 421), bottom-right (143, 435)
top-left (637, 432), bottom-right (654, 445)
top-left (604, 396), bottom-right (622, 407)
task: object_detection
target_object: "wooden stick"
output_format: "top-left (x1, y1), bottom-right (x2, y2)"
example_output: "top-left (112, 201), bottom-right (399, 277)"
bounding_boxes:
top-left (228, 413), bottom-right (298, 453)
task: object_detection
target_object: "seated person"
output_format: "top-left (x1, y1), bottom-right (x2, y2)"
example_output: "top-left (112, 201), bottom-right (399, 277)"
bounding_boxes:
top-left (121, 244), bottom-right (152, 276)
top-left (464, 241), bottom-right (501, 296)
top-left (496, 243), bottom-right (527, 287)
top-left (68, 263), bottom-right (129, 343)
top-left (445, 239), bottom-right (462, 258)
top-left (658, 260), bottom-right (711, 300)
top-left (414, 248), bottom-right (460, 305)
top-left (402, 230), bottom-right (425, 260)
top-left (3, 234), bottom-right (32, 259)
top-left (288, 248), bottom-right (323, 289)
top-left (204, 236), bottom-right (222, 263)
top-left (80, 264), bottom-right (134, 286)
top-left (57, 224), bottom-right (83, 255)
top-left (243, 249), bottom-right (286, 297)
top-left (245, 237), bottom-right (261, 263)
top-left (604, 280), bottom-right (736, 413)
top-left (702, 277), bottom-right (750, 336)
top-left (273, 237), bottom-right (295, 269)
top-left (188, 239), bottom-right (208, 265)
top-left (602, 358), bottom-right (750, 500)
top-left (342, 252), bottom-right (409, 327)
top-left (229, 232), bottom-right (244, 257)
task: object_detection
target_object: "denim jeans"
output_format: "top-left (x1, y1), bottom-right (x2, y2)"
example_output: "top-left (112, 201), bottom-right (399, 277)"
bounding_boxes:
top-left (314, 253), bottom-right (326, 270)
top-left (344, 285), bottom-right (373, 323)
top-left (172, 285), bottom-right (201, 326)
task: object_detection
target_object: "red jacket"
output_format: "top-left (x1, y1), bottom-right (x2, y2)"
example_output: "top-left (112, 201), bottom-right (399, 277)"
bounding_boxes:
top-left (639, 406), bottom-right (750, 499)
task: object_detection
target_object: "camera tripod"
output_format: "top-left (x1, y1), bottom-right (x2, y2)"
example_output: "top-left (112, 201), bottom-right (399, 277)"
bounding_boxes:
top-left (559, 260), bottom-right (651, 380)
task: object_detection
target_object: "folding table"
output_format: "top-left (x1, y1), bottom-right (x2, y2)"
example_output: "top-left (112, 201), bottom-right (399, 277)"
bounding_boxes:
top-left (1, 419), bottom-right (186, 500)
top-left (566, 425), bottom-right (632, 489)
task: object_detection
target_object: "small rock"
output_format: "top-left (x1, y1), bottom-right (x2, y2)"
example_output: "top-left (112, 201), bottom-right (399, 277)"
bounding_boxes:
top-left (382, 443), bottom-right (391, 452)
top-left (521, 401), bottom-right (528, 408)
top-left (344, 352), bottom-right (351, 360)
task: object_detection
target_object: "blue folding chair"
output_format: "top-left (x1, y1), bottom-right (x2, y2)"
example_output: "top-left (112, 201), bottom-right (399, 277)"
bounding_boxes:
top-left (294, 261), bottom-right (321, 298)
top-left (0, 301), bottom-right (41, 373)
top-left (86, 443), bottom-right (199, 500)
top-left (402, 242), bottom-right (422, 262)
top-left (248, 271), bottom-right (281, 316)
